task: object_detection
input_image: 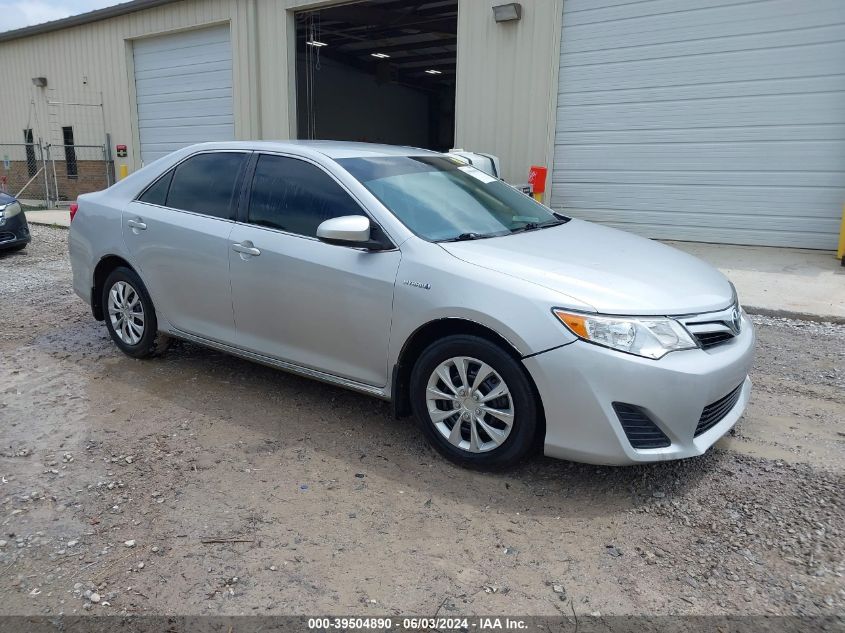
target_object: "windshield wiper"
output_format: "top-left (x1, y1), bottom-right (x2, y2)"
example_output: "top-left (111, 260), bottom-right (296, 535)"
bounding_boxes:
top-left (438, 232), bottom-right (497, 242)
top-left (510, 218), bottom-right (567, 234)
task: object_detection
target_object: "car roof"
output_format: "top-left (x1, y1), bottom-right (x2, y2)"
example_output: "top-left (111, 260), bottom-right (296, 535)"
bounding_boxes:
top-left (181, 140), bottom-right (440, 160)
top-left (97, 140), bottom-right (445, 205)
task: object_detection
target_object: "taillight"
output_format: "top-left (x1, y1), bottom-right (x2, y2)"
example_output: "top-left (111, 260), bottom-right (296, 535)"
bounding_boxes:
top-left (69, 202), bottom-right (79, 222)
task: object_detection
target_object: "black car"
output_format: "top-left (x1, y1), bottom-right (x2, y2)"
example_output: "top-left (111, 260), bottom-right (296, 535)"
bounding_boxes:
top-left (0, 192), bottom-right (31, 252)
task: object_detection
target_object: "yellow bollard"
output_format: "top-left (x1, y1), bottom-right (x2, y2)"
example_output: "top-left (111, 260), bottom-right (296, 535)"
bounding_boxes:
top-left (118, 164), bottom-right (129, 180)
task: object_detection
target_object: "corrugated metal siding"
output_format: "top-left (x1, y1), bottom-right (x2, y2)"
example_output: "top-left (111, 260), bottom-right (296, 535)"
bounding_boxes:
top-left (455, 0), bottom-right (563, 184)
top-left (550, 0), bottom-right (845, 249)
top-left (0, 0), bottom-right (568, 185)
top-left (0, 0), bottom-right (246, 171)
top-left (133, 24), bottom-right (234, 162)
top-left (0, 0), bottom-right (329, 172)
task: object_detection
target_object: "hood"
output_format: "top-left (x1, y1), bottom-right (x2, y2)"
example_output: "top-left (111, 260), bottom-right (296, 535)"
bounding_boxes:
top-left (440, 219), bottom-right (734, 315)
top-left (0, 192), bottom-right (16, 206)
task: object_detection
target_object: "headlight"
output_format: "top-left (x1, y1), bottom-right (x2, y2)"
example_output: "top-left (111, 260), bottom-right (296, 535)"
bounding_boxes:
top-left (0, 201), bottom-right (22, 221)
top-left (553, 309), bottom-right (698, 359)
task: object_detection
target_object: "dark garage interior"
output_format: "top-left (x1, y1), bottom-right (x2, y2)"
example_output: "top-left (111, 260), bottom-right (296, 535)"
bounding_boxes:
top-left (295, 0), bottom-right (457, 151)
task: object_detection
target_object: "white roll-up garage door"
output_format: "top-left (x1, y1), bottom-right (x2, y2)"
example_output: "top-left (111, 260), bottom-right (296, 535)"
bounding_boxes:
top-left (550, 0), bottom-right (845, 249)
top-left (133, 24), bottom-right (234, 164)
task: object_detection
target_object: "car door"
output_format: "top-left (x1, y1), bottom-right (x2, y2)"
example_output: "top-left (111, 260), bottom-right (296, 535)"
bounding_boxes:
top-left (122, 151), bottom-right (248, 344)
top-left (228, 153), bottom-right (401, 387)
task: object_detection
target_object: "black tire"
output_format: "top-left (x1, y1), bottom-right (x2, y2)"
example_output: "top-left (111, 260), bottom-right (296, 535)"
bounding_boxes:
top-left (102, 267), bottom-right (167, 359)
top-left (410, 335), bottom-right (539, 470)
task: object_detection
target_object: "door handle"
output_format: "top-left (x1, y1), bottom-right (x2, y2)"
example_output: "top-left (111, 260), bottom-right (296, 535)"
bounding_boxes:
top-left (232, 242), bottom-right (261, 257)
top-left (127, 218), bottom-right (147, 231)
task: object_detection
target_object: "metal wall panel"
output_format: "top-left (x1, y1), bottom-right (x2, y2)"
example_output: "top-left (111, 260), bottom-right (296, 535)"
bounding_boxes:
top-left (0, 0), bottom-right (334, 172)
top-left (551, 0), bottom-right (845, 249)
top-left (0, 0), bottom-right (568, 192)
top-left (454, 0), bottom-right (564, 184)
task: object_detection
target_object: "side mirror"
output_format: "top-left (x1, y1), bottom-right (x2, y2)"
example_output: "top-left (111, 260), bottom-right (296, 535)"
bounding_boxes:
top-left (316, 215), bottom-right (388, 250)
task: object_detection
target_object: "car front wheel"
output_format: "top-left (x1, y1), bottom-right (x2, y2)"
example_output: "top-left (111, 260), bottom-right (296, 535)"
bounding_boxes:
top-left (410, 335), bottom-right (539, 469)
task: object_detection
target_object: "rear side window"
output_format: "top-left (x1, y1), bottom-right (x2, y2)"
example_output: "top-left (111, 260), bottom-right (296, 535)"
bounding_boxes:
top-left (138, 170), bottom-right (173, 206)
top-left (166, 152), bottom-right (247, 219)
top-left (247, 154), bottom-right (361, 237)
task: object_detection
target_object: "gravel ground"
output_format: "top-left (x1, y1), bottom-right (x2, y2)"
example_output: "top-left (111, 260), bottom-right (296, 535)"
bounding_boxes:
top-left (0, 226), bottom-right (843, 618)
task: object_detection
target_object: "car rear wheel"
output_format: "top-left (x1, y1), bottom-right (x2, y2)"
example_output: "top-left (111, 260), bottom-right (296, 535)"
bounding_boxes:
top-left (102, 267), bottom-right (167, 359)
top-left (410, 335), bottom-right (539, 469)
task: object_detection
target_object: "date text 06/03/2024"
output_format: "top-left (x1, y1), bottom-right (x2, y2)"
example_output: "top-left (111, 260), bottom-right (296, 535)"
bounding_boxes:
top-left (306, 617), bottom-right (528, 630)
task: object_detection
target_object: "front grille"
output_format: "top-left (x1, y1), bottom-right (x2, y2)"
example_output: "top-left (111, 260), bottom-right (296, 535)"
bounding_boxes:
top-left (693, 330), bottom-right (735, 350)
top-left (695, 383), bottom-right (744, 436)
top-left (681, 303), bottom-right (741, 351)
top-left (612, 403), bottom-right (671, 449)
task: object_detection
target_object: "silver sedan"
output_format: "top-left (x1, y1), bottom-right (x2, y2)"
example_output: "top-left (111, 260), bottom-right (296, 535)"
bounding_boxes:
top-left (69, 141), bottom-right (754, 468)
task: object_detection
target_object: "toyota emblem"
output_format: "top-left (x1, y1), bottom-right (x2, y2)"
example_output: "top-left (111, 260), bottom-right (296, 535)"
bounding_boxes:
top-left (731, 307), bottom-right (741, 334)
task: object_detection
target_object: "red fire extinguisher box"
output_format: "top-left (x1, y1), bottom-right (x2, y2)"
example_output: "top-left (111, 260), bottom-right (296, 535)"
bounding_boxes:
top-left (528, 165), bottom-right (548, 195)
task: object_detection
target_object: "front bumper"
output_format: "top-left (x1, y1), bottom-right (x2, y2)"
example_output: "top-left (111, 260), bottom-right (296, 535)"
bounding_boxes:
top-left (0, 212), bottom-right (31, 249)
top-left (524, 314), bottom-right (755, 465)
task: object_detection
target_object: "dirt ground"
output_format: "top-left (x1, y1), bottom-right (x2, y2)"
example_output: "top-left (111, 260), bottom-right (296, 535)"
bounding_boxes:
top-left (1, 226), bottom-right (843, 618)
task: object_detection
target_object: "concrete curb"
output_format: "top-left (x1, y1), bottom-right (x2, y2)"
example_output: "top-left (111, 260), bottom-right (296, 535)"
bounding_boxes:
top-left (744, 306), bottom-right (845, 325)
top-left (25, 210), bottom-right (71, 228)
top-left (27, 219), bottom-right (69, 228)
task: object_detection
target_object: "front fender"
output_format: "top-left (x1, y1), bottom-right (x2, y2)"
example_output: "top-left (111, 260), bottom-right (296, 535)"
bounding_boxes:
top-left (387, 240), bottom-right (582, 370)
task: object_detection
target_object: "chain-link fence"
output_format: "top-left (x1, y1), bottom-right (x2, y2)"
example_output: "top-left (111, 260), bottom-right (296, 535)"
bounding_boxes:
top-left (0, 141), bottom-right (111, 209)
top-left (0, 143), bottom-right (50, 209)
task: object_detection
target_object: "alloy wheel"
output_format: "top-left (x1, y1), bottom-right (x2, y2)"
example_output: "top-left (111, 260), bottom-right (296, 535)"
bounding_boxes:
top-left (107, 280), bottom-right (145, 345)
top-left (425, 356), bottom-right (514, 453)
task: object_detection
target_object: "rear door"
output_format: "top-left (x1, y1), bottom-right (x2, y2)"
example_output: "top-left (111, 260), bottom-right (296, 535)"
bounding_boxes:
top-left (228, 153), bottom-right (401, 387)
top-left (122, 151), bottom-right (248, 344)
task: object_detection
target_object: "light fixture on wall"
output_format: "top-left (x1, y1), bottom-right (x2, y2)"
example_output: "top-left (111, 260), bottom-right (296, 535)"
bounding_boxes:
top-left (425, 69), bottom-right (442, 75)
top-left (492, 3), bottom-right (522, 22)
top-left (371, 52), bottom-right (390, 59)
top-left (306, 40), bottom-right (327, 47)
top-left (31, 77), bottom-right (48, 87)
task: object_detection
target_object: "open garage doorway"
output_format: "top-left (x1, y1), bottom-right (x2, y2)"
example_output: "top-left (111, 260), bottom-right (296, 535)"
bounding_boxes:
top-left (295, 0), bottom-right (457, 151)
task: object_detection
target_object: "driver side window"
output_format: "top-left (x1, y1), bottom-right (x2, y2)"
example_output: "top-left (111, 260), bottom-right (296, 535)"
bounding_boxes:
top-left (248, 155), bottom-right (362, 237)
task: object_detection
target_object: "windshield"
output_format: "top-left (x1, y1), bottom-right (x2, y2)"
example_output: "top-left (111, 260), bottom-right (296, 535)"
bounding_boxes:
top-left (336, 155), bottom-right (567, 242)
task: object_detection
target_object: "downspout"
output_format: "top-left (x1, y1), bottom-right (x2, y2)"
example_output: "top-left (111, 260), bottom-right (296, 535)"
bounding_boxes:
top-left (247, 0), bottom-right (262, 138)
top-left (542, 0), bottom-right (564, 207)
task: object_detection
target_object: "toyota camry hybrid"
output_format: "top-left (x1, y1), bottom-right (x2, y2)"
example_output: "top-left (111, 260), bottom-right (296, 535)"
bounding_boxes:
top-left (69, 141), bottom-right (755, 468)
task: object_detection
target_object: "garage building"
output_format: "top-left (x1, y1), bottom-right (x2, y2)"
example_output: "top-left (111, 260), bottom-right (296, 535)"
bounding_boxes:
top-left (0, 0), bottom-right (842, 249)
